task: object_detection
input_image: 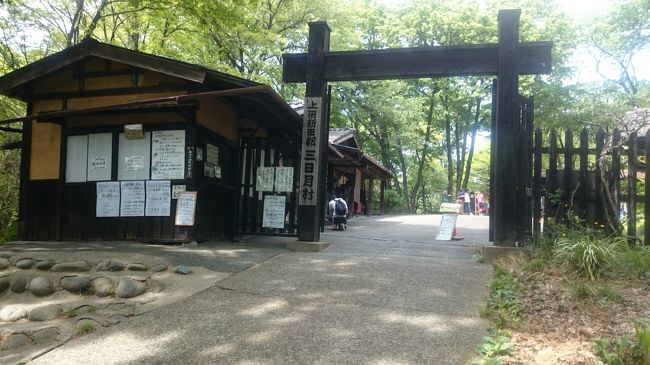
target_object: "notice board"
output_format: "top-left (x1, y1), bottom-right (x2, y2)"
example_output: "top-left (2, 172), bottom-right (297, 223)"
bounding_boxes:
top-left (175, 192), bottom-right (197, 226)
top-left (435, 213), bottom-right (458, 241)
top-left (118, 132), bottom-right (151, 181)
top-left (120, 181), bottom-right (145, 217)
top-left (262, 195), bottom-right (286, 229)
top-left (145, 180), bottom-right (171, 216)
top-left (96, 181), bottom-right (120, 217)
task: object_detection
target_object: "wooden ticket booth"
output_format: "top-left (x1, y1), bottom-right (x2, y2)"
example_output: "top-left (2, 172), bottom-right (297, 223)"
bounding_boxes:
top-left (0, 39), bottom-right (301, 242)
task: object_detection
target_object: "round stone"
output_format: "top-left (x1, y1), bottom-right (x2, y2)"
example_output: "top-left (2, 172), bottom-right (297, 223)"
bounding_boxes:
top-left (0, 306), bottom-right (25, 322)
top-left (51, 261), bottom-right (91, 272)
top-left (1, 333), bottom-right (31, 350)
top-left (35, 260), bottom-right (55, 270)
top-left (0, 276), bottom-right (9, 293)
top-left (10, 273), bottom-right (28, 293)
top-left (174, 265), bottom-right (192, 275)
top-left (60, 276), bottom-right (91, 293)
top-left (29, 276), bottom-right (54, 297)
top-left (149, 264), bottom-right (168, 272)
top-left (0, 251), bottom-right (15, 259)
top-left (33, 327), bottom-right (59, 343)
top-left (0, 257), bottom-right (10, 270)
top-left (93, 277), bottom-right (114, 297)
top-left (28, 304), bottom-right (61, 321)
top-left (116, 278), bottom-right (146, 298)
top-left (96, 260), bottom-right (125, 272)
top-left (126, 263), bottom-right (147, 271)
top-left (15, 258), bottom-right (34, 269)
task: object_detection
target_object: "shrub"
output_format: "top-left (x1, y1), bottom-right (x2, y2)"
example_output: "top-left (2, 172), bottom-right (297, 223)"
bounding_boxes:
top-left (476, 331), bottom-right (513, 365)
top-left (482, 266), bottom-right (521, 328)
top-left (596, 320), bottom-right (650, 365)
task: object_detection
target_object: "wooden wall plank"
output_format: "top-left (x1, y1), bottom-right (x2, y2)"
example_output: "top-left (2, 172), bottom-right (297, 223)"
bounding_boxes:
top-left (628, 132), bottom-right (637, 245)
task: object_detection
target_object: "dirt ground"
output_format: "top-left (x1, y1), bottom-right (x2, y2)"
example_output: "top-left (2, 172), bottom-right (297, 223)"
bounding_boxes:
top-left (502, 266), bottom-right (650, 365)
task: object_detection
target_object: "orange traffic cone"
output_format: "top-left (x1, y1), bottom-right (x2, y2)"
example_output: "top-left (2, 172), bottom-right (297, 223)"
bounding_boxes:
top-left (451, 227), bottom-right (464, 241)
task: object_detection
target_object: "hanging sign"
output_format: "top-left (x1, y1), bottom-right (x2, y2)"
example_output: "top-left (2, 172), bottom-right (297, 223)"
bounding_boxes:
top-left (120, 181), bottom-right (145, 217)
top-left (145, 180), bottom-right (171, 216)
top-left (275, 167), bottom-right (294, 192)
top-left (175, 192), bottom-right (197, 226)
top-left (96, 181), bottom-right (120, 217)
top-left (262, 195), bottom-right (286, 229)
top-left (298, 97), bottom-right (322, 206)
top-left (151, 130), bottom-right (185, 180)
top-left (256, 167), bottom-right (275, 192)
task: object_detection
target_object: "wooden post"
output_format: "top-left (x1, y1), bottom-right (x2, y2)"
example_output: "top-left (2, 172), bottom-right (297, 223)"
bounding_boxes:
top-left (297, 21), bottom-right (330, 242)
top-left (594, 129), bottom-right (605, 229)
top-left (489, 79), bottom-right (497, 243)
top-left (548, 129), bottom-right (558, 218)
top-left (628, 132), bottom-right (637, 245)
top-left (493, 9), bottom-right (521, 246)
top-left (380, 179), bottom-right (385, 215)
top-left (612, 130), bottom-right (621, 228)
top-left (645, 130), bottom-right (650, 245)
top-left (533, 128), bottom-right (542, 236)
top-left (563, 128), bottom-right (574, 221)
top-left (579, 129), bottom-right (589, 220)
top-left (18, 105), bottom-right (33, 240)
top-left (367, 177), bottom-right (374, 216)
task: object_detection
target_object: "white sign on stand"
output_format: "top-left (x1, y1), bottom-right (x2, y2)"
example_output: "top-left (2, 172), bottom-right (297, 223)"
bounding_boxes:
top-left (175, 192), bottom-right (197, 226)
top-left (262, 195), bottom-right (286, 229)
top-left (436, 214), bottom-right (458, 241)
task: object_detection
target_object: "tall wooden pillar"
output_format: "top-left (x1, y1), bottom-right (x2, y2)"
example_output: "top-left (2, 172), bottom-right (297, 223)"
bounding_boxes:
top-left (380, 179), bottom-right (385, 215)
top-left (297, 22), bottom-right (330, 242)
top-left (493, 9), bottom-right (521, 246)
top-left (367, 177), bottom-right (374, 216)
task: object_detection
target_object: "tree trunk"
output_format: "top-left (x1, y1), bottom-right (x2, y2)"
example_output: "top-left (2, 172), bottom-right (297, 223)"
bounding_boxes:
top-left (396, 137), bottom-right (410, 212)
top-left (462, 98), bottom-right (482, 189)
top-left (444, 97), bottom-right (454, 194)
top-left (409, 94), bottom-right (435, 211)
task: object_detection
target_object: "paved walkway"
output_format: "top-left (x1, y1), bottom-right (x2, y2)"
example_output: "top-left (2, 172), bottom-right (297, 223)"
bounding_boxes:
top-left (25, 214), bottom-right (492, 365)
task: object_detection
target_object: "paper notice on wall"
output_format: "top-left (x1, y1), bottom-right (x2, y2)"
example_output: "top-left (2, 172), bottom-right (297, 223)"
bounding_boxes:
top-left (172, 184), bottom-right (186, 199)
top-left (124, 156), bottom-right (145, 171)
top-left (175, 192), bottom-right (197, 226)
top-left (206, 143), bottom-right (219, 164)
top-left (256, 167), bottom-right (274, 192)
top-left (145, 180), bottom-right (171, 216)
top-left (90, 157), bottom-right (108, 170)
top-left (120, 181), bottom-right (145, 217)
top-left (274, 167), bottom-right (293, 192)
top-left (151, 130), bottom-right (185, 180)
top-left (96, 181), bottom-right (120, 217)
top-left (262, 195), bottom-right (286, 229)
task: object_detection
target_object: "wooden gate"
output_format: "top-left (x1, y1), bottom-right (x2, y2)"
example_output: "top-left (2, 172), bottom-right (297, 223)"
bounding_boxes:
top-left (531, 127), bottom-right (650, 245)
top-left (236, 137), bottom-right (299, 237)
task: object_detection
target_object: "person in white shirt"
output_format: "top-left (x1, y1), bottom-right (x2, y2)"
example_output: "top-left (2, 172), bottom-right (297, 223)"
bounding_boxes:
top-left (463, 189), bottom-right (471, 215)
top-left (328, 196), bottom-right (348, 231)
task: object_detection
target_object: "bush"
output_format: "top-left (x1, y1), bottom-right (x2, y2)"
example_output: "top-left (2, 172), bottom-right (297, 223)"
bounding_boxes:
top-left (616, 245), bottom-right (650, 279)
top-left (381, 189), bottom-right (407, 214)
top-left (476, 331), bottom-right (513, 365)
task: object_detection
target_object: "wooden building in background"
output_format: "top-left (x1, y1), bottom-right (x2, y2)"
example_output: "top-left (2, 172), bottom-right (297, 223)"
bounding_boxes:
top-left (0, 39), bottom-right (302, 242)
top-left (327, 128), bottom-right (394, 216)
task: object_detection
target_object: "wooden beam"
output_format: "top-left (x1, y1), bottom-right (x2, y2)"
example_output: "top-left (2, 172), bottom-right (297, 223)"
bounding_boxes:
top-left (283, 41), bottom-right (551, 82)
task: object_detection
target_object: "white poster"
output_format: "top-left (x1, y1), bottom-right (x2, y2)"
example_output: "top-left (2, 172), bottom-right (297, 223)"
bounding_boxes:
top-left (274, 167), bottom-right (294, 192)
top-left (175, 192), bottom-right (197, 226)
top-left (120, 181), bottom-right (145, 217)
top-left (298, 97), bottom-right (322, 205)
top-left (256, 167), bottom-right (274, 192)
top-left (262, 195), bottom-right (286, 229)
top-left (118, 132), bottom-right (151, 180)
top-left (87, 133), bottom-right (112, 181)
top-left (435, 214), bottom-right (458, 241)
top-left (145, 180), bottom-right (171, 216)
top-left (96, 181), bottom-right (120, 217)
top-left (65, 135), bottom-right (88, 183)
top-left (151, 130), bottom-right (185, 180)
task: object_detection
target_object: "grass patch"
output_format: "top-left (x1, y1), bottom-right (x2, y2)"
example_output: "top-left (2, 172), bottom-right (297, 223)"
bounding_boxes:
top-left (570, 282), bottom-right (623, 303)
top-left (595, 320), bottom-right (650, 365)
top-left (77, 321), bottom-right (96, 335)
top-left (481, 266), bottom-right (521, 329)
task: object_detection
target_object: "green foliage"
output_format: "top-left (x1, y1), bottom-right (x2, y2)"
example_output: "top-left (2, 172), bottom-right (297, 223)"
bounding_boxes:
top-left (380, 188), bottom-right (407, 214)
top-left (76, 321), bottom-right (96, 335)
top-left (616, 245), bottom-right (650, 279)
top-left (596, 320), bottom-right (650, 365)
top-left (482, 266), bottom-right (521, 328)
top-left (522, 258), bottom-right (545, 272)
top-left (554, 231), bottom-right (626, 281)
top-left (475, 330), bottom-right (513, 365)
top-left (570, 281), bottom-right (623, 303)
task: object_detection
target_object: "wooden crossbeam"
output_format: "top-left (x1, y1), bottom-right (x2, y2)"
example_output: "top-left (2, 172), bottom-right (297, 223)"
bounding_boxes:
top-left (283, 41), bottom-right (552, 82)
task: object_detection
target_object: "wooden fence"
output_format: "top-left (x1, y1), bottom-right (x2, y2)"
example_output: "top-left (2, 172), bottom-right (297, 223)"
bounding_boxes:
top-left (531, 127), bottom-right (650, 245)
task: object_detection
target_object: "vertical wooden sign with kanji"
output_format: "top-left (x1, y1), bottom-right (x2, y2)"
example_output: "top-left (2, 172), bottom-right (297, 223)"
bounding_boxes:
top-left (298, 97), bottom-right (322, 206)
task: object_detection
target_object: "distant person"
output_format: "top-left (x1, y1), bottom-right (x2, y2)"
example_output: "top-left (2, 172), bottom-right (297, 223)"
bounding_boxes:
top-left (463, 189), bottom-right (471, 215)
top-left (442, 190), bottom-right (451, 203)
top-left (329, 196), bottom-right (348, 231)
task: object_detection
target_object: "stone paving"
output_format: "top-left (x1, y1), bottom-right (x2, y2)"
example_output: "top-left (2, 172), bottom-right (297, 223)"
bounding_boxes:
top-left (2, 214), bottom-right (492, 365)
